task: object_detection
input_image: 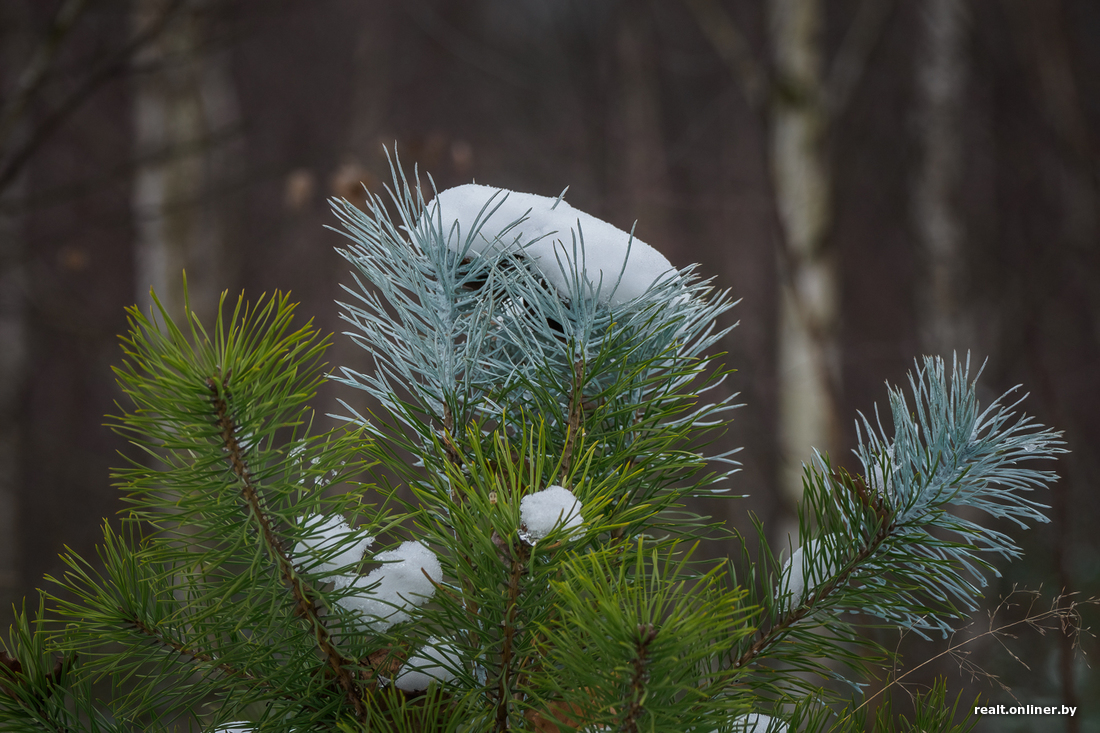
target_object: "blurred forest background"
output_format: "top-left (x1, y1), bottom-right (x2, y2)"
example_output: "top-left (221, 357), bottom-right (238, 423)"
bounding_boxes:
top-left (1, 0), bottom-right (1098, 730)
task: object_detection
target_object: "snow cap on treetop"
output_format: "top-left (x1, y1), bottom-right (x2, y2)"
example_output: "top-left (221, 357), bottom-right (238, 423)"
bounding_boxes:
top-left (519, 485), bottom-right (583, 544)
top-left (423, 183), bottom-right (678, 307)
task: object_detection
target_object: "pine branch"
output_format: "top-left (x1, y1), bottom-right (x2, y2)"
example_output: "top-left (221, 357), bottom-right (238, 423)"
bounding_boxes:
top-left (0, 650), bottom-right (74, 733)
top-left (122, 612), bottom-right (266, 689)
top-left (732, 519), bottom-right (887, 671)
top-left (205, 372), bottom-right (367, 722)
top-left (2, 159), bottom-right (1072, 731)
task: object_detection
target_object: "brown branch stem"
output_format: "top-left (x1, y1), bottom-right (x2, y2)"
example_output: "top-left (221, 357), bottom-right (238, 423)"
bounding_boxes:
top-left (560, 358), bottom-right (585, 481)
top-left (494, 540), bottom-right (530, 732)
top-left (206, 374), bottom-right (367, 722)
top-left (620, 623), bottom-right (657, 733)
top-left (124, 612), bottom-right (265, 687)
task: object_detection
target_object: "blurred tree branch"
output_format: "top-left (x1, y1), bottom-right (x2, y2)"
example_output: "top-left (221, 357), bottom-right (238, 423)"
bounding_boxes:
top-left (825, 0), bottom-right (895, 118)
top-left (681, 0), bottom-right (894, 120)
top-left (0, 0), bottom-right (189, 195)
top-left (681, 0), bottom-right (767, 111)
top-left (0, 0), bottom-right (90, 154)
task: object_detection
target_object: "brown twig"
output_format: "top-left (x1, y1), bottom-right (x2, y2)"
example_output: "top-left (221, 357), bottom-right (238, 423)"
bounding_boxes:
top-left (560, 359), bottom-right (585, 482)
top-left (620, 624), bottom-right (658, 733)
top-left (440, 403), bottom-right (464, 475)
top-left (206, 373), bottom-right (367, 722)
top-left (836, 590), bottom-right (1097, 726)
top-left (494, 539), bottom-right (530, 732)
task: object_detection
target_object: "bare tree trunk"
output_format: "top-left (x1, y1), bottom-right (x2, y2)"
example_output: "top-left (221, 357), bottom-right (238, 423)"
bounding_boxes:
top-left (327, 1), bottom-right (393, 428)
top-left (914, 0), bottom-right (971, 355)
top-left (1002, 4), bottom-right (1095, 729)
top-left (347, 2), bottom-right (392, 169)
top-left (768, 0), bottom-right (840, 502)
top-left (0, 0), bottom-right (32, 615)
top-left (0, 184), bottom-right (25, 615)
top-left (131, 0), bottom-right (239, 322)
top-left (910, 1), bottom-right (979, 701)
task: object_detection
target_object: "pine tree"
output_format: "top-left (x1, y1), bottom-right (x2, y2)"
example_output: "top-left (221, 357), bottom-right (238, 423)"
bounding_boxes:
top-left (0, 160), bottom-right (1071, 732)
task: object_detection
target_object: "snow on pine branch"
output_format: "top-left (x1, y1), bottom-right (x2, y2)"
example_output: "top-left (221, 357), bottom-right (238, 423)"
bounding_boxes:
top-left (518, 484), bottom-right (584, 544)
top-left (294, 516), bottom-right (443, 633)
top-left (329, 165), bottom-right (740, 449)
top-left (293, 513), bottom-right (374, 579)
top-left (420, 183), bottom-right (678, 307)
top-left (393, 636), bottom-right (462, 692)
top-left (337, 540), bottom-right (443, 632)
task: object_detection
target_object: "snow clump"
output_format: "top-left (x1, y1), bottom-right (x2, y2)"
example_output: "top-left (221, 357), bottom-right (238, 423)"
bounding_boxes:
top-left (393, 636), bottom-right (462, 691)
top-left (724, 713), bottom-right (787, 733)
top-left (422, 184), bottom-right (678, 307)
top-left (776, 536), bottom-right (839, 612)
top-left (294, 513), bottom-right (374, 579)
top-left (337, 540), bottom-right (442, 631)
top-left (519, 485), bottom-right (583, 544)
top-left (864, 444), bottom-right (895, 496)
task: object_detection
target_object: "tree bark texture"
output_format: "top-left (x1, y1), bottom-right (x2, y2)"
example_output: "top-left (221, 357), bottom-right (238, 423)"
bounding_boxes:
top-left (768, 0), bottom-right (841, 503)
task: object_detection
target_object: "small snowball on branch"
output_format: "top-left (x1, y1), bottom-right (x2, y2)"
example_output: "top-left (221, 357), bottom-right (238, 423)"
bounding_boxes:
top-left (519, 485), bottom-right (583, 544)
